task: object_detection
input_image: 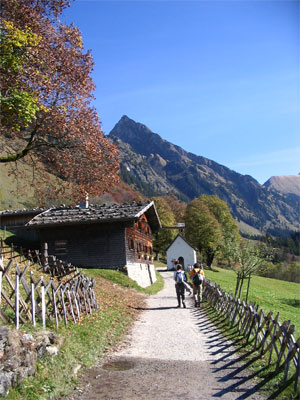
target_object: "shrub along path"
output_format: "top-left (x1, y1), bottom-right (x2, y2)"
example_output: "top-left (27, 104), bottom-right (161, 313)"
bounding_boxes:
top-left (71, 270), bottom-right (265, 400)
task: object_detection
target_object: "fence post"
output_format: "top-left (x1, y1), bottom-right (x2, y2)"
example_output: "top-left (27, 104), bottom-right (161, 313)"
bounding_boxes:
top-left (72, 291), bottom-right (80, 319)
top-left (0, 269), bottom-right (2, 306)
top-left (52, 281), bottom-right (59, 329)
top-left (294, 345), bottom-right (300, 393)
top-left (41, 277), bottom-right (46, 329)
top-left (30, 271), bottom-right (36, 327)
top-left (60, 287), bottom-right (68, 326)
top-left (67, 288), bottom-right (76, 323)
top-left (41, 243), bottom-right (49, 272)
top-left (15, 270), bottom-right (20, 329)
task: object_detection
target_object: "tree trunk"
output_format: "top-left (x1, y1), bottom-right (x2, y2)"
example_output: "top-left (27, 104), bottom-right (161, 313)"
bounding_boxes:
top-left (234, 274), bottom-right (240, 298)
top-left (245, 273), bottom-right (251, 303)
top-left (238, 275), bottom-right (244, 299)
top-left (205, 249), bottom-right (215, 270)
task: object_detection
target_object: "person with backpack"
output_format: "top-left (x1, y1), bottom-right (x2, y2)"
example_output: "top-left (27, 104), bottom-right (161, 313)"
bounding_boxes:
top-left (190, 263), bottom-right (205, 307)
top-left (174, 264), bottom-right (188, 308)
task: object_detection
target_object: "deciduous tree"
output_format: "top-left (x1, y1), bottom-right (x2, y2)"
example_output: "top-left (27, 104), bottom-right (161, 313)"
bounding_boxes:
top-left (163, 194), bottom-right (186, 223)
top-left (231, 240), bottom-right (271, 302)
top-left (200, 195), bottom-right (240, 262)
top-left (184, 198), bottom-right (223, 268)
top-left (0, 0), bottom-right (119, 204)
top-left (151, 197), bottom-right (177, 259)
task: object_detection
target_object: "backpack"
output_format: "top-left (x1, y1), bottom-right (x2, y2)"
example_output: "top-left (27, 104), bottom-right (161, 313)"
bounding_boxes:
top-left (192, 272), bottom-right (203, 286)
top-left (176, 271), bottom-right (185, 284)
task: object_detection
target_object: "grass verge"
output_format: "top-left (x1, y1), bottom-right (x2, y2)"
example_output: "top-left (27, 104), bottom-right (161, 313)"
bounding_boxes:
top-left (205, 266), bottom-right (300, 336)
top-left (83, 267), bottom-right (164, 295)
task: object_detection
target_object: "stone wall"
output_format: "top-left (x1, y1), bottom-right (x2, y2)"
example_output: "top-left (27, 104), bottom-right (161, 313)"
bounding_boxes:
top-left (126, 263), bottom-right (157, 288)
top-left (0, 327), bottom-right (63, 397)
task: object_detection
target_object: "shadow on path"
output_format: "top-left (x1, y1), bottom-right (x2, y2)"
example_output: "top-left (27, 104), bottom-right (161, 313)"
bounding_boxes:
top-left (130, 306), bottom-right (179, 311)
top-left (194, 301), bottom-right (289, 400)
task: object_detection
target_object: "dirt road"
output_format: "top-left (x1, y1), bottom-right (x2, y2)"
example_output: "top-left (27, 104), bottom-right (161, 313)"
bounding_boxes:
top-left (72, 270), bottom-right (265, 400)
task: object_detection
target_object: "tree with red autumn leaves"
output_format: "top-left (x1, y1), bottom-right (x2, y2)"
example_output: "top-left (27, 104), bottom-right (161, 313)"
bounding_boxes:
top-left (0, 0), bottom-right (119, 204)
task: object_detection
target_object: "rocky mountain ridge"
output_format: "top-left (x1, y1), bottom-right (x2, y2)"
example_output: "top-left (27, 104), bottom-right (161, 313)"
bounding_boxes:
top-left (264, 175), bottom-right (300, 198)
top-left (108, 115), bottom-right (299, 236)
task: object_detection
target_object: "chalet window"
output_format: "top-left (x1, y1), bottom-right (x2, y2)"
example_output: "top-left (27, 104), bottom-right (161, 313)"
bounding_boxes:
top-left (129, 239), bottom-right (134, 250)
top-left (54, 240), bottom-right (68, 256)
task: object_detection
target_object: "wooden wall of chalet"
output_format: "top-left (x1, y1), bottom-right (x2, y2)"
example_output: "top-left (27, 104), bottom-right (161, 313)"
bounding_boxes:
top-left (125, 215), bottom-right (153, 264)
top-left (0, 212), bottom-right (40, 242)
top-left (0, 212), bottom-right (40, 229)
top-left (37, 222), bottom-right (127, 269)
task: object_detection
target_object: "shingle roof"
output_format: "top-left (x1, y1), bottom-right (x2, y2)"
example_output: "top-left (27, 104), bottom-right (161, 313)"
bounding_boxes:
top-left (0, 207), bottom-right (47, 217)
top-left (27, 201), bottom-right (161, 232)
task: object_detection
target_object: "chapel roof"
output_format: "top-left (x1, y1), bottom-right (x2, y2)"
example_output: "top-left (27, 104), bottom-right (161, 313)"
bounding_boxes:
top-left (165, 234), bottom-right (198, 252)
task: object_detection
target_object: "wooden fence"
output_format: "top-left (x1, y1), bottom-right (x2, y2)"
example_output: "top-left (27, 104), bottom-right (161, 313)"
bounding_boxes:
top-left (203, 280), bottom-right (300, 394)
top-left (0, 241), bottom-right (97, 329)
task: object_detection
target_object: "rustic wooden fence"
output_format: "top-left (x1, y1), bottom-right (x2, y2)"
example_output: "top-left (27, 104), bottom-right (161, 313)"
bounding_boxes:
top-left (0, 241), bottom-right (97, 329)
top-left (203, 280), bottom-right (300, 394)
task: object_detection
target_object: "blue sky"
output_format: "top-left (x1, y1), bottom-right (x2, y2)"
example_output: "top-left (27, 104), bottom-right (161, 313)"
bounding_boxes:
top-left (62, 0), bottom-right (299, 185)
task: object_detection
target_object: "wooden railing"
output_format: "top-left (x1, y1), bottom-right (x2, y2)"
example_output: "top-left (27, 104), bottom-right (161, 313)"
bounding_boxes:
top-left (203, 279), bottom-right (300, 394)
top-left (0, 241), bottom-right (97, 329)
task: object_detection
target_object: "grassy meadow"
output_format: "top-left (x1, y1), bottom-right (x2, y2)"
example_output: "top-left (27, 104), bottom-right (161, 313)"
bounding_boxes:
top-left (83, 266), bottom-right (164, 295)
top-left (204, 267), bottom-right (300, 337)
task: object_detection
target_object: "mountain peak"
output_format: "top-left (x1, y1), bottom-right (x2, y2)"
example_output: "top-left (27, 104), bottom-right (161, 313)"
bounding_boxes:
top-left (109, 116), bottom-right (166, 158)
top-left (108, 115), bottom-right (299, 235)
top-left (119, 115), bottom-right (131, 122)
top-left (264, 175), bottom-right (300, 197)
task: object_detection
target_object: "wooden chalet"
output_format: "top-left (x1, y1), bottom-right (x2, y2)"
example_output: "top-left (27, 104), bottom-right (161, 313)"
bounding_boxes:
top-left (26, 201), bottom-right (161, 287)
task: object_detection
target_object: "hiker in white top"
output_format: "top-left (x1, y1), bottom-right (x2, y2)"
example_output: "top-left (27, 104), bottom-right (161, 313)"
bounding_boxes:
top-left (174, 264), bottom-right (188, 308)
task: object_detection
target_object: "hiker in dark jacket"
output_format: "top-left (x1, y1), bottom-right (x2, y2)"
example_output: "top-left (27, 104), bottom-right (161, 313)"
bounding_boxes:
top-left (174, 264), bottom-right (187, 308)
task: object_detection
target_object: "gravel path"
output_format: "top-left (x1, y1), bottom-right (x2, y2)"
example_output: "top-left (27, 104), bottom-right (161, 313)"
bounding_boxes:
top-left (73, 270), bottom-right (265, 400)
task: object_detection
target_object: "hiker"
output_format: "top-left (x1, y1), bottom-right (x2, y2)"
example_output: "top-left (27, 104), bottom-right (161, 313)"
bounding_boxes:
top-left (174, 264), bottom-right (188, 308)
top-left (190, 262), bottom-right (205, 307)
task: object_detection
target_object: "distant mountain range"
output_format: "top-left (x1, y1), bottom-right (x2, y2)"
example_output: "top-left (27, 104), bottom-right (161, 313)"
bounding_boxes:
top-left (108, 115), bottom-right (299, 236)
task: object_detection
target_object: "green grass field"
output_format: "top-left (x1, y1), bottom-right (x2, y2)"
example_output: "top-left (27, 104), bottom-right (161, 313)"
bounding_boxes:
top-left (205, 267), bottom-right (300, 337)
top-left (83, 267), bottom-right (164, 295)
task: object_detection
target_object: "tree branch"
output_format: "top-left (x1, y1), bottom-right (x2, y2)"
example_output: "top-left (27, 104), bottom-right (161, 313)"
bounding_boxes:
top-left (0, 126), bottom-right (37, 163)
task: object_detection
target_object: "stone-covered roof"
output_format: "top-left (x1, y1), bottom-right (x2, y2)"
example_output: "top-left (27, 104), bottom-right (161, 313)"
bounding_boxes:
top-left (0, 207), bottom-right (47, 217)
top-left (27, 201), bottom-right (161, 232)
